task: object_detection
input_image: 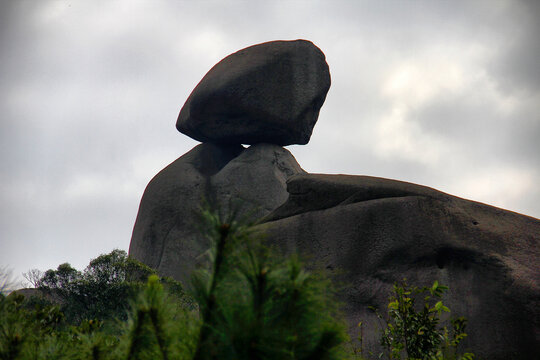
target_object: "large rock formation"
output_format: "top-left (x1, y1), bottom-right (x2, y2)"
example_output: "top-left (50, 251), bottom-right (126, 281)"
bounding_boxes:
top-left (129, 143), bottom-right (305, 284)
top-left (176, 40), bottom-right (330, 145)
top-left (257, 174), bottom-right (540, 359)
top-left (130, 40), bottom-right (540, 359)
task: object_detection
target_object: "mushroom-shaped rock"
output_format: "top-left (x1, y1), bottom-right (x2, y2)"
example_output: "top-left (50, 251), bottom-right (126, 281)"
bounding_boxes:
top-left (177, 40), bottom-right (330, 145)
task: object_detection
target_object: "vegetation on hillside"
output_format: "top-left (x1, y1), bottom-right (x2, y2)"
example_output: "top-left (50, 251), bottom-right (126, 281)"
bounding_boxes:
top-left (33, 249), bottom-right (188, 325)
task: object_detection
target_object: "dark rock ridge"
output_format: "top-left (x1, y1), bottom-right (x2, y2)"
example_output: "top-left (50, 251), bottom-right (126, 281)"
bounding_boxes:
top-left (176, 39), bottom-right (330, 145)
top-left (129, 143), bottom-right (305, 284)
top-left (256, 174), bottom-right (540, 359)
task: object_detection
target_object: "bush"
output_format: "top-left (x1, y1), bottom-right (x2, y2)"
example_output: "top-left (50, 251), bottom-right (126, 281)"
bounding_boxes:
top-left (370, 280), bottom-right (474, 360)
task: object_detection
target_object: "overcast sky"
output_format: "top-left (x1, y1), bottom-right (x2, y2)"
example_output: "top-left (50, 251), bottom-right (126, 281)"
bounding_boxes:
top-left (1, 0), bottom-right (538, 284)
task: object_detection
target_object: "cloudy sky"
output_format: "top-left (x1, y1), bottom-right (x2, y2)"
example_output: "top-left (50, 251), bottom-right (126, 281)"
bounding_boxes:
top-left (1, 0), bottom-right (538, 283)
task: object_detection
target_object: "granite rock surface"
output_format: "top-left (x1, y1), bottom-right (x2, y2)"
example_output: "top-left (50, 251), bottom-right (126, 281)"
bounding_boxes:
top-left (257, 173), bottom-right (540, 360)
top-left (176, 39), bottom-right (330, 145)
top-left (129, 143), bottom-right (305, 284)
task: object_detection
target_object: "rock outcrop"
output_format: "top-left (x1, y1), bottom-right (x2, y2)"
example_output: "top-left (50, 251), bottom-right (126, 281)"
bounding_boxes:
top-left (257, 174), bottom-right (540, 359)
top-left (130, 40), bottom-right (540, 359)
top-left (176, 40), bottom-right (330, 145)
top-left (129, 143), bottom-right (305, 284)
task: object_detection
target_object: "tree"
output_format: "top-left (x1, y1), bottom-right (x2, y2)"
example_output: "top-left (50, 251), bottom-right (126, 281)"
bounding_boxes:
top-left (188, 207), bottom-right (349, 360)
top-left (38, 250), bottom-right (165, 324)
top-left (22, 269), bottom-right (44, 288)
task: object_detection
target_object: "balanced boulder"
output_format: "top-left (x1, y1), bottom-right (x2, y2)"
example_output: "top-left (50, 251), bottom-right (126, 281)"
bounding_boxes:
top-left (130, 38), bottom-right (540, 359)
top-left (176, 39), bottom-right (330, 145)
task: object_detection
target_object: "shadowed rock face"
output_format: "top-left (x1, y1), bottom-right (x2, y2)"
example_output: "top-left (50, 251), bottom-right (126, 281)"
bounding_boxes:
top-left (257, 174), bottom-right (540, 360)
top-left (129, 143), bottom-right (305, 284)
top-left (176, 39), bottom-right (330, 146)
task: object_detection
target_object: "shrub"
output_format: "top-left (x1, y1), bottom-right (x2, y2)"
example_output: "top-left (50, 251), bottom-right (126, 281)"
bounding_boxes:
top-left (371, 280), bottom-right (474, 360)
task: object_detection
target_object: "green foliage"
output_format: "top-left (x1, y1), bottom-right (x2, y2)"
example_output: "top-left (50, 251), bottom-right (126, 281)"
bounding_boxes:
top-left (38, 249), bottom-right (162, 324)
top-left (0, 252), bottom-right (189, 359)
top-left (118, 274), bottom-right (198, 360)
top-left (0, 292), bottom-right (65, 359)
top-left (371, 280), bottom-right (474, 360)
top-left (190, 208), bottom-right (349, 359)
